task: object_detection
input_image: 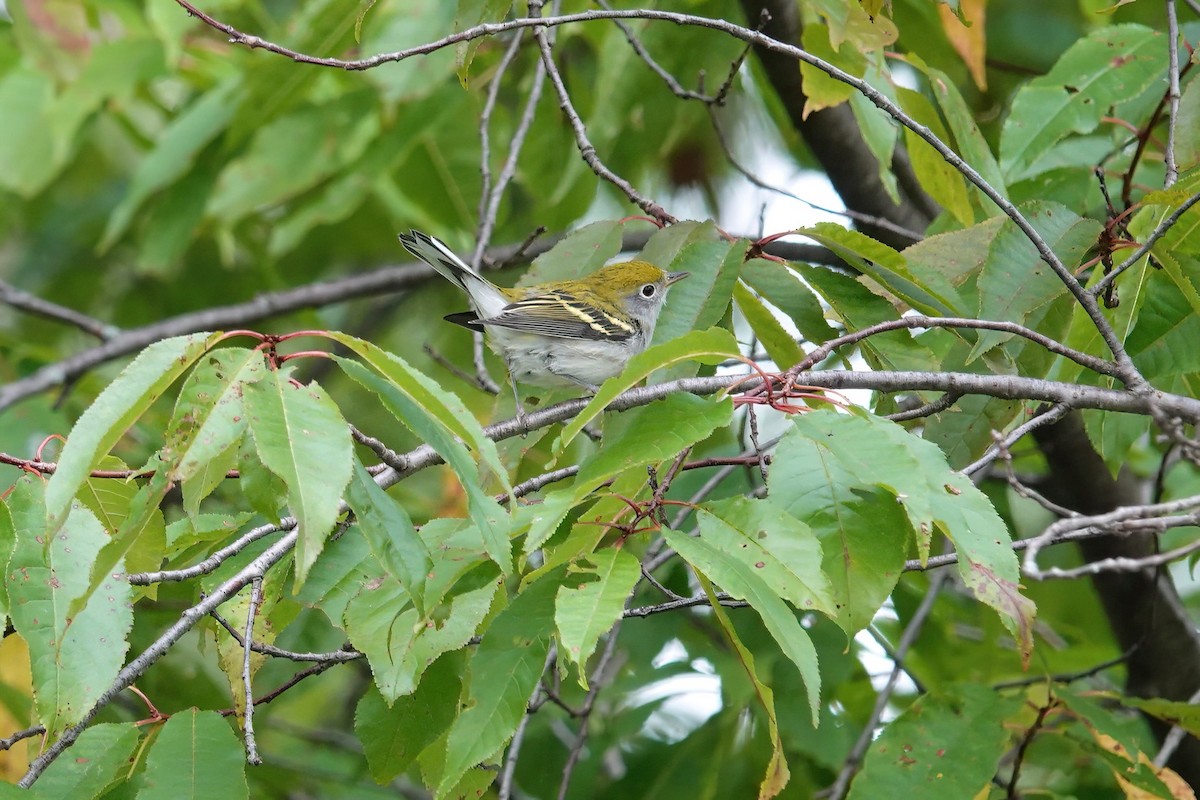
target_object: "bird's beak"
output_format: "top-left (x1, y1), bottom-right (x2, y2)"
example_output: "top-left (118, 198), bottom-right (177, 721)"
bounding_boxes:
top-left (666, 271), bottom-right (690, 285)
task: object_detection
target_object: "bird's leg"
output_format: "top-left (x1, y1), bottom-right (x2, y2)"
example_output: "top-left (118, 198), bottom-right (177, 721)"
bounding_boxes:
top-left (504, 361), bottom-right (528, 430)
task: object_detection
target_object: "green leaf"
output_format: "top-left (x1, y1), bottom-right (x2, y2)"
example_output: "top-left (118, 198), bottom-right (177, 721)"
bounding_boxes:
top-left (553, 327), bottom-right (740, 454)
top-left (162, 347), bottom-right (265, 483)
top-left (898, 87), bottom-right (974, 227)
top-left (207, 91), bottom-right (380, 227)
top-left (907, 54), bottom-right (1007, 204)
top-left (439, 571), bottom-right (561, 796)
top-left (347, 578), bottom-right (496, 703)
top-left (100, 78), bottom-right (241, 251)
top-left (0, 67), bottom-right (60, 196)
top-left (243, 368), bottom-right (353, 586)
top-left (35, 722), bottom-right (139, 799)
top-left (0, 502), bottom-right (11, 623)
top-left (345, 459), bottom-right (432, 615)
top-left (555, 549), bottom-right (640, 683)
top-left (164, 512), bottom-right (253, 559)
top-left (695, 572), bottom-right (791, 798)
top-left (1000, 24), bottom-right (1163, 180)
top-left (453, 0), bottom-right (515, 85)
top-left (7, 478), bottom-right (132, 737)
top-left (696, 499), bottom-right (835, 616)
top-left (733, 281), bottom-right (805, 369)
top-left (356, 656), bottom-right (463, 783)
top-left (971, 201), bottom-right (1101, 361)
top-left (849, 685), bottom-right (1020, 799)
top-left (740, 258), bottom-right (837, 345)
top-left (664, 527), bottom-right (821, 725)
top-left (848, 58), bottom-right (901, 205)
top-left (333, 349), bottom-right (511, 571)
top-left (237, 430), bottom-right (287, 523)
top-left (327, 336), bottom-right (512, 490)
top-left (71, 468), bottom-right (171, 617)
top-left (137, 709), bottom-right (249, 800)
top-left (520, 220), bottom-right (625, 287)
top-left (770, 410), bottom-right (1036, 662)
top-left (798, 265), bottom-right (938, 373)
top-left (44, 333), bottom-right (218, 532)
top-left (525, 392), bottom-right (733, 555)
top-left (799, 22), bottom-right (864, 115)
top-left (1128, 270), bottom-right (1200, 378)
top-left (799, 223), bottom-right (956, 316)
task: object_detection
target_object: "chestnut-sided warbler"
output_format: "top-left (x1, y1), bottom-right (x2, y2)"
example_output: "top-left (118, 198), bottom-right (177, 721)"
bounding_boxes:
top-left (399, 230), bottom-right (688, 397)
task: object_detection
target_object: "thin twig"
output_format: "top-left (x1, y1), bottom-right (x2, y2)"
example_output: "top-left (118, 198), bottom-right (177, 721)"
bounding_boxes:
top-left (1022, 494), bottom-right (1200, 579)
top-left (1153, 684), bottom-right (1200, 768)
top-left (0, 726), bottom-right (45, 752)
top-left (884, 392), bottom-right (962, 422)
top-left (826, 571), bottom-right (949, 800)
top-left (556, 626), bottom-right (622, 800)
top-left (1006, 696), bottom-right (1057, 798)
top-left (528, 9), bottom-right (676, 223)
top-left (1164, 0), bottom-right (1182, 188)
top-left (962, 404), bottom-right (1071, 477)
top-left (242, 577), bottom-right (264, 765)
top-left (128, 520), bottom-right (290, 585)
top-left (350, 425), bottom-right (410, 472)
top-left (0, 281), bottom-right (119, 341)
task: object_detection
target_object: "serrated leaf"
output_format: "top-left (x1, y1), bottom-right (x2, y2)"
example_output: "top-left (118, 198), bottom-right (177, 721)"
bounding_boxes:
top-left (849, 686), bottom-right (1021, 799)
top-left (648, 231), bottom-right (744, 351)
top-left (333, 351), bottom-right (511, 571)
top-left (243, 368), bottom-right (353, 586)
top-left (663, 527), bottom-right (821, 725)
top-left (163, 347), bottom-right (265, 483)
top-left (35, 722), bottom-right (139, 799)
top-left (345, 459), bottom-right (432, 615)
top-left (439, 571), bottom-right (561, 796)
top-left (797, 264), bottom-right (938, 373)
top-left (520, 220), bottom-right (625, 286)
top-left (453, 0), bottom-right (515, 85)
top-left (99, 79), bottom-right (241, 250)
top-left (553, 327), bottom-right (740, 455)
top-left (137, 709), bottom-right (249, 800)
top-left (740, 258), bottom-right (837, 345)
top-left (770, 410), bottom-right (1036, 664)
top-left (555, 549), bottom-right (639, 683)
top-left (356, 656), bottom-right (462, 782)
top-left (70, 468), bottom-right (170, 618)
top-left (525, 393), bottom-right (733, 555)
top-left (696, 499), bottom-right (835, 616)
top-left (695, 571), bottom-right (790, 799)
top-left (898, 87), bottom-right (974, 227)
top-left (971, 201), bottom-right (1101, 361)
top-left (7, 478), bottom-right (133, 737)
top-left (347, 579), bottom-right (496, 703)
top-left (800, 223), bottom-right (956, 317)
top-left (733, 281), bottom-right (805, 369)
top-left (1000, 24), bottom-right (1163, 180)
top-left (45, 332), bottom-right (218, 532)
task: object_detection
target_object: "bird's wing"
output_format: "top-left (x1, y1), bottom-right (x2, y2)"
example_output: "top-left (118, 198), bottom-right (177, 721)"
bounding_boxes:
top-left (479, 290), bottom-right (638, 341)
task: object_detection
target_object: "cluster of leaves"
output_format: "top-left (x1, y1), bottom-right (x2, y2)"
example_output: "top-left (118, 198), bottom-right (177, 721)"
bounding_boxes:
top-left (1, 0), bottom-right (1200, 799)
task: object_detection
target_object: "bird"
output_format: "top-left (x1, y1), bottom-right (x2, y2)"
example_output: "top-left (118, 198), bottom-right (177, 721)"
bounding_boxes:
top-left (399, 230), bottom-right (688, 418)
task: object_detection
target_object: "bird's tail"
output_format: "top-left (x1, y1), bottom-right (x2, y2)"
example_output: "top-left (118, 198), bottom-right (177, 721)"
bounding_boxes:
top-left (398, 230), bottom-right (478, 292)
top-left (399, 230), bottom-right (510, 318)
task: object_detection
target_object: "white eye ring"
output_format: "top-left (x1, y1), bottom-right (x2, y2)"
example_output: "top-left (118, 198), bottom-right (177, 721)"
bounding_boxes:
top-left (640, 284), bottom-right (657, 298)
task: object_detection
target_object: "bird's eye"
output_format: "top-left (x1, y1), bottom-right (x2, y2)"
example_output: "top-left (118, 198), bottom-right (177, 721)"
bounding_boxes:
top-left (640, 284), bottom-right (657, 298)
